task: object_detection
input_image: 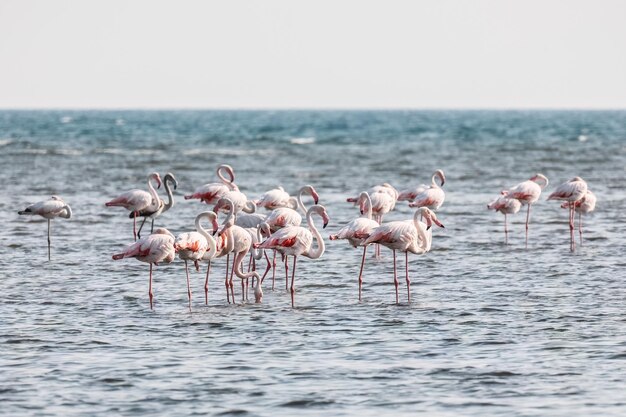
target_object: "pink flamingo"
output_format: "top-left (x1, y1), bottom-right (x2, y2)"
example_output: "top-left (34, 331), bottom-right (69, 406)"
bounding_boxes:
top-left (329, 192), bottom-right (379, 301)
top-left (257, 205), bottom-right (329, 307)
top-left (18, 196), bottom-right (72, 261)
top-left (112, 228), bottom-right (176, 310)
top-left (263, 185), bottom-right (319, 289)
top-left (132, 173), bottom-right (178, 239)
top-left (561, 189), bottom-right (596, 246)
top-left (548, 177), bottom-right (588, 251)
top-left (105, 172), bottom-right (162, 241)
top-left (501, 173), bottom-right (549, 248)
top-left (487, 195), bottom-right (522, 245)
top-left (217, 198), bottom-right (262, 303)
top-left (256, 186), bottom-right (291, 210)
top-left (347, 183), bottom-right (398, 258)
top-left (184, 164), bottom-right (237, 204)
top-left (401, 169), bottom-right (446, 205)
top-left (194, 211), bottom-right (231, 305)
top-left (363, 208), bottom-right (444, 304)
top-left (174, 214), bottom-right (218, 310)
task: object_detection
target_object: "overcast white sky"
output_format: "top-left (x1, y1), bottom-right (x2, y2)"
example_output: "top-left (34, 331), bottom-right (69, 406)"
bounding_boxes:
top-left (0, 0), bottom-right (625, 109)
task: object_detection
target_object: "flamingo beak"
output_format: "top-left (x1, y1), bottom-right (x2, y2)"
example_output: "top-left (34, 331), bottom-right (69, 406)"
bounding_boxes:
top-left (433, 218), bottom-right (445, 228)
top-left (312, 190), bottom-right (320, 205)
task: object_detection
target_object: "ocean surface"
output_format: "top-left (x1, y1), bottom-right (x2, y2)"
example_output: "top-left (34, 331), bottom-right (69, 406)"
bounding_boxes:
top-left (1, 110), bottom-right (625, 416)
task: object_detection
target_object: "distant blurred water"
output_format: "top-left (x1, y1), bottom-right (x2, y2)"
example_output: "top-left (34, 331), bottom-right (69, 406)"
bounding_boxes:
top-left (1, 110), bottom-right (625, 416)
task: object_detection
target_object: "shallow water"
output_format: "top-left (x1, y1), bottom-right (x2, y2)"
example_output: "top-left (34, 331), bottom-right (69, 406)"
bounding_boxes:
top-left (1, 110), bottom-right (625, 416)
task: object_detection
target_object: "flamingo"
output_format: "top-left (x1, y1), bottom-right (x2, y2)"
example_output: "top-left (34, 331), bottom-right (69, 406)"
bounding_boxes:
top-left (184, 164), bottom-right (237, 204)
top-left (487, 195), bottom-right (522, 245)
top-left (347, 183), bottom-right (398, 258)
top-left (174, 216), bottom-right (216, 310)
top-left (256, 186), bottom-right (291, 210)
top-left (194, 211), bottom-right (230, 305)
top-left (105, 172), bottom-right (162, 241)
top-left (214, 198), bottom-right (273, 295)
top-left (257, 205), bottom-right (329, 307)
top-left (263, 185), bottom-right (319, 289)
top-left (547, 177), bottom-right (588, 251)
top-left (329, 192), bottom-right (379, 301)
top-left (501, 173), bottom-right (549, 248)
top-left (363, 208), bottom-right (444, 304)
top-left (18, 196), bottom-right (72, 261)
top-left (264, 185), bottom-right (320, 231)
top-left (407, 169), bottom-right (446, 210)
top-left (132, 172), bottom-right (178, 238)
top-left (561, 190), bottom-right (596, 246)
top-left (112, 228), bottom-right (175, 310)
top-left (216, 198), bottom-right (261, 303)
top-left (400, 169), bottom-right (446, 205)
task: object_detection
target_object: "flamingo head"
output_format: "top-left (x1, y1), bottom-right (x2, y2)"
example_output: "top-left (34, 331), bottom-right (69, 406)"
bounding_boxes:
top-left (311, 205), bottom-right (330, 229)
top-left (149, 172), bottom-right (162, 189)
top-left (153, 227), bottom-right (175, 239)
top-left (417, 208), bottom-right (444, 230)
top-left (164, 172), bottom-right (178, 190)
top-left (302, 185), bottom-right (320, 204)
top-left (529, 173), bottom-right (549, 189)
top-left (434, 169), bottom-right (446, 187)
top-left (357, 191), bottom-right (370, 215)
top-left (258, 222), bottom-right (272, 238)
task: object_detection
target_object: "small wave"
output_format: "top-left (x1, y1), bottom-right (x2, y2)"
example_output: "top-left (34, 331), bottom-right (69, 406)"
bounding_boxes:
top-left (578, 135), bottom-right (588, 142)
top-left (115, 118), bottom-right (125, 126)
top-left (0, 139), bottom-right (12, 147)
top-left (183, 148), bottom-right (274, 157)
top-left (60, 116), bottom-right (72, 124)
top-left (96, 148), bottom-right (124, 154)
top-left (290, 137), bottom-right (316, 145)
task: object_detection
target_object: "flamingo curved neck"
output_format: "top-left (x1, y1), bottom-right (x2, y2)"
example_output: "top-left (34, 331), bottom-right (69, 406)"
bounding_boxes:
top-left (296, 187), bottom-right (309, 215)
top-left (195, 215), bottom-right (218, 259)
top-left (217, 165), bottom-right (237, 190)
top-left (61, 205), bottom-right (72, 219)
top-left (412, 210), bottom-right (429, 253)
top-left (147, 177), bottom-right (160, 210)
top-left (362, 193), bottom-right (373, 220)
top-left (163, 178), bottom-right (175, 211)
top-left (306, 209), bottom-right (325, 259)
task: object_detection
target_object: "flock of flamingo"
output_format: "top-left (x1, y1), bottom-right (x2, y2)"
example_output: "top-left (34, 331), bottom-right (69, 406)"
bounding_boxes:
top-left (17, 164), bottom-right (596, 310)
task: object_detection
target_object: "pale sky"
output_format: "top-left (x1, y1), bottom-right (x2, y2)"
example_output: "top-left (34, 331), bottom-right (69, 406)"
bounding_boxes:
top-left (0, 0), bottom-right (625, 109)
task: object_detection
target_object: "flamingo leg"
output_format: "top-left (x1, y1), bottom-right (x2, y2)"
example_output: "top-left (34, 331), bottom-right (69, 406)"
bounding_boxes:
top-left (247, 253), bottom-right (253, 272)
top-left (137, 217), bottom-right (147, 239)
top-left (150, 218), bottom-right (155, 233)
top-left (290, 256), bottom-right (297, 308)
top-left (47, 219), bottom-right (51, 261)
top-left (148, 263), bottom-right (154, 310)
top-left (525, 204), bottom-right (531, 249)
top-left (579, 211), bottom-right (583, 246)
top-left (504, 213), bottom-right (508, 245)
top-left (393, 250), bottom-right (399, 305)
top-left (241, 277), bottom-right (246, 302)
top-left (375, 214), bottom-right (382, 259)
top-left (272, 250), bottom-right (277, 290)
top-left (569, 203), bottom-right (576, 252)
top-left (230, 254), bottom-right (236, 304)
top-left (358, 245), bottom-right (367, 301)
top-left (225, 253), bottom-right (231, 304)
top-left (204, 260), bottom-right (211, 305)
top-left (405, 251), bottom-right (411, 303)
top-left (184, 260), bottom-right (192, 312)
top-left (261, 251), bottom-right (272, 285)
top-left (133, 212), bottom-right (138, 241)
top-left (285, 256), bottom-right (289, 291)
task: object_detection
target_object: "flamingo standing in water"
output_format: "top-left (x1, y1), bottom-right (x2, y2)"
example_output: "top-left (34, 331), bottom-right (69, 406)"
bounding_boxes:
top-left (217, 198), bottom-right (262, 303)
top-left (501, 173), bottom-right (549, 248)
top-left (263, 185), bottom-right (319, 289)
top-left (487, 195), bottom-right (522, 245)
top-left (257, 205), bottom-right (329, 307)
top-left (363, 207), bottom-right (444, 304)
top-left (112, 228), bottom-right (175, 310)
top-left (105, 172), bottom-right (162, 241)
top-left (132, 173), bottom-right (178, 239)
top-left (548, 177), bottom-right (588, 251)
top-left (348, 183), bottom-right (398, 258)
top-left (184, 164), bottom-right (237, 205)
top-left (18, 196), bottom-right (72, 261)
top-left (401, 169), bottom-right (446, 207)
top-left (329, 192), bottom-right (379, 301)
top-left (561, 189), bottom-right (596, 246)
top-left (174, 217), bottom-right (216, 310)
top-left (194, 211), bottom-right (230, 305)
top-left (256, 186), bottom-right (292, 210)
